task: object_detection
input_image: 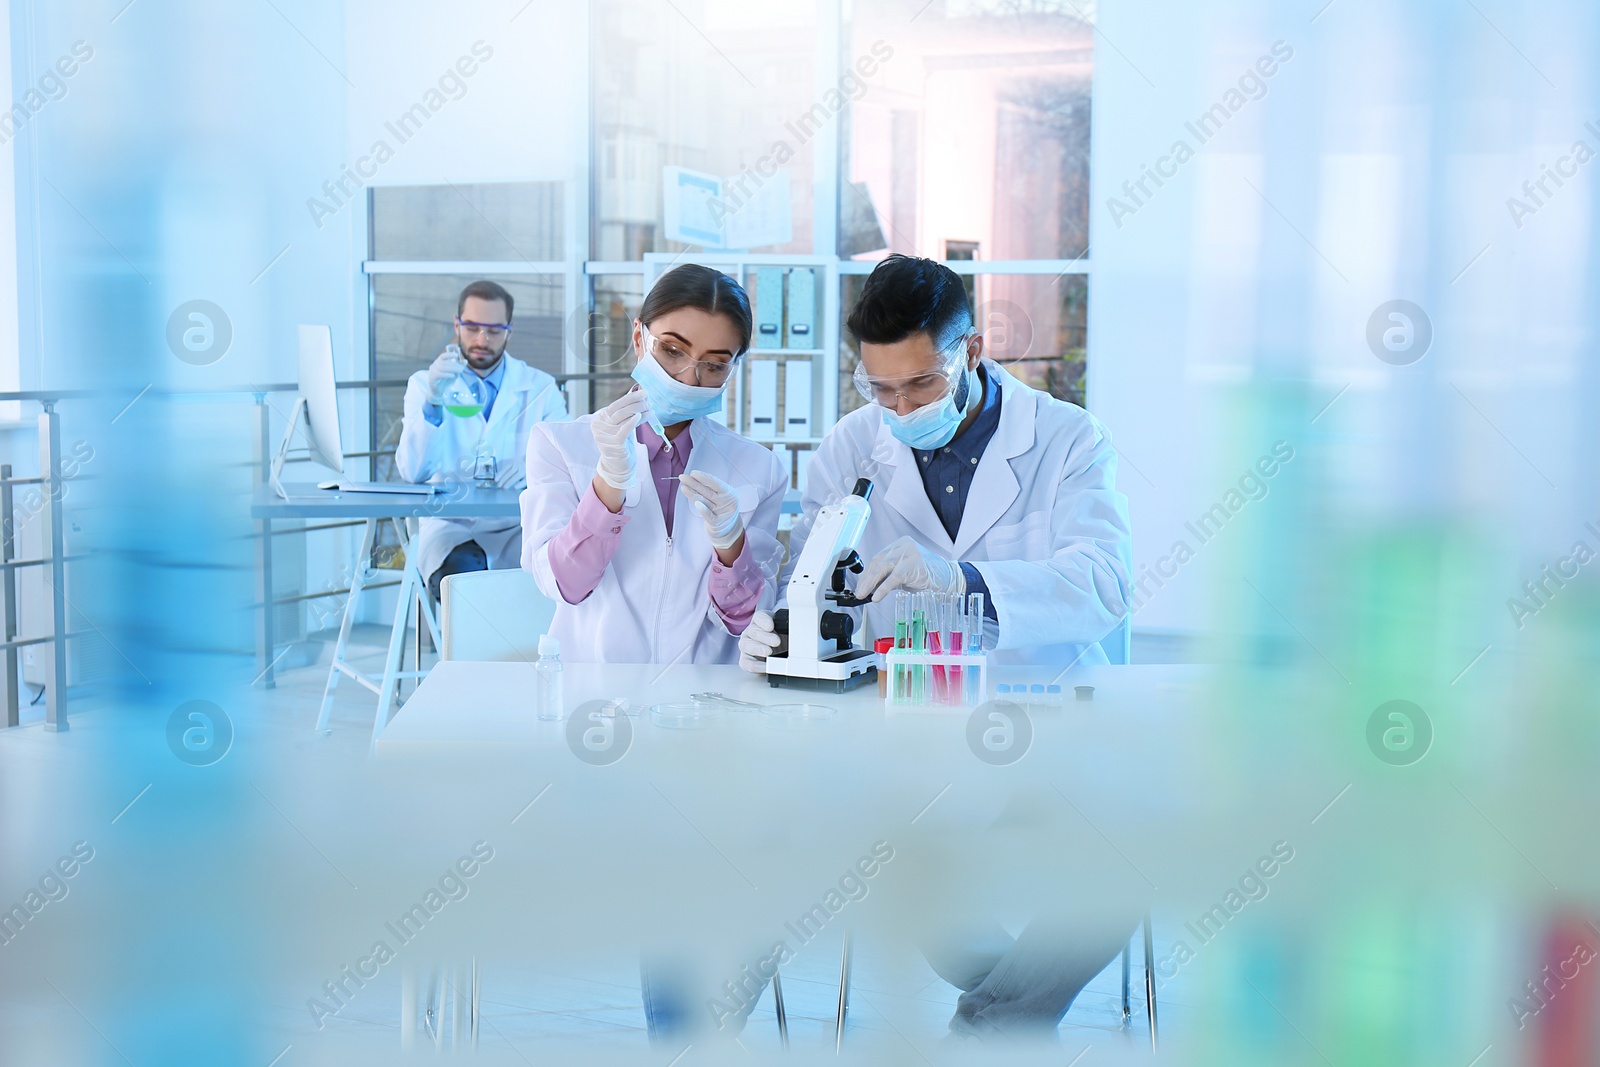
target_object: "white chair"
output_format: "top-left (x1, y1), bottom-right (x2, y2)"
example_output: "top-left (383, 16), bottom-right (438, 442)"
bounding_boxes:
top-left (1100, 616), bottom-right (1132, 665)
top-left (438, 569), bottom-right (557, 662)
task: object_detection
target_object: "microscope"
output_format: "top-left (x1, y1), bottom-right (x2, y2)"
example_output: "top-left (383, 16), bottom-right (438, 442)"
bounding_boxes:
top-left (763, 478), bottom-right (879, 693)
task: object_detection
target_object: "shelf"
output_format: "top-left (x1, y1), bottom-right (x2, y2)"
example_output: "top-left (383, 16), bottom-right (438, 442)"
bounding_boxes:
top-left (752, 436), bottom-right (823, 446)
top-left (747, 348), bottom-right (825, 357)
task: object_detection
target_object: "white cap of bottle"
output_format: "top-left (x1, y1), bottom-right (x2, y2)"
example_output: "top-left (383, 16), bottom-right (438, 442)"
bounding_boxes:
top-left (539, 634), bottom-right (560, 658)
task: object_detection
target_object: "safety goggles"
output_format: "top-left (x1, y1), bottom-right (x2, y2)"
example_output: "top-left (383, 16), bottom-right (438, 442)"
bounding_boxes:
top-left (639, 322), bottom-right (740, 387)
top-left (852, 333), bottom-right (973, 408)
top-left (456, 318), bottom-right (512, 339)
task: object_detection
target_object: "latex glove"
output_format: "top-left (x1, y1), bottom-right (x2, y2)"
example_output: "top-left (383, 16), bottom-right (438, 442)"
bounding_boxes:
top-left (679, 470), bottom-right (745, 551)
top-left (493, 456), bottom-right (525, 490)
top-left (424, 349), bottom-right (468, 406)
top-left (855, 535), bottom-right (966, 603)
top-left (738, 609), bottom-right (784, 674)
top-left (591, 389), bottom-right (650, 491)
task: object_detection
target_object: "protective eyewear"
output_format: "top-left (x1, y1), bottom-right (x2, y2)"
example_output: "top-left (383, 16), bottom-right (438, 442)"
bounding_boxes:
top-left (456, 318), bottom-right (512, 339)
top-left (853, 333), bottom-right (973, 408)
top-left (639, 322), bottom-right (740, 387)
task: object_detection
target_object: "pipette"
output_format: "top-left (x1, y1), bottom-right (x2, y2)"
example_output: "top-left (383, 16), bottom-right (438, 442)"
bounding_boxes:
top-left (633, 387), bottom-right (673, 453)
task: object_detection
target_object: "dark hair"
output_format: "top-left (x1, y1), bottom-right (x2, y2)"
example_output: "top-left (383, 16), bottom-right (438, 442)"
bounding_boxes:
top-left (639, 264), bottom-right (753, 355)
top-left (457, 279), bottom-right (514, 321)
top-left (846, 254), bottom-right (973, 350)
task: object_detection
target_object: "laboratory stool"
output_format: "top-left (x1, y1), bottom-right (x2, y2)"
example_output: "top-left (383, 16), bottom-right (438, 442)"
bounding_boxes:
top-left (1122, 913), bottom-right (1158, 1051)
top-left (400, 961), bottom-right (479, 1051)
top-left (769, 933), bottom-right (850, 1053)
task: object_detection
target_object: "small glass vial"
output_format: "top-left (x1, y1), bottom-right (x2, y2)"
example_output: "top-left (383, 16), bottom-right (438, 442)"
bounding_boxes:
top-left (535, 635), bottom-right (564, 720)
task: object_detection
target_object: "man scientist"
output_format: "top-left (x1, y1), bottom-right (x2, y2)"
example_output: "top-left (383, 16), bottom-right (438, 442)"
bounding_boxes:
top-left (395, 280), bottom-right (568, 600)
top-left (741, 253), bottom-right (1137, 1039)
top-left (740, 253), bottom-right (1133, 671)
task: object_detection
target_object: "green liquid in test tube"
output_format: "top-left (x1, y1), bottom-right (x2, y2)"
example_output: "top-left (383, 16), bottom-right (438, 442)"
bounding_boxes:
top-left (894, 591), bottom-right (910, 701)
top-left (910, 595), bottom-right (927, 704)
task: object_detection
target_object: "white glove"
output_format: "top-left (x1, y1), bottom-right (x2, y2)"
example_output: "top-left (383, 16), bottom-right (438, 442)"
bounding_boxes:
top-left (679, 470), bottom-right (745, 551)
top-left (493, 456), bottom-right (525, 490)
top-left (738, 609), bottom-right (783, 674)
top-left (591, 389), bottom-right (650, 491)
top-left (855, 535), bottom-right (966, 603)
top-left (424, 349), bottom-right (468, 406)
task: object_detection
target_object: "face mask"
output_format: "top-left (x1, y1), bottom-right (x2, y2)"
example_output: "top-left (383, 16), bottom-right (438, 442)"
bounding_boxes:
top-left (882, 364), bottom-right (979, 450)
top-left (631, 348), bottom-right (727, 424)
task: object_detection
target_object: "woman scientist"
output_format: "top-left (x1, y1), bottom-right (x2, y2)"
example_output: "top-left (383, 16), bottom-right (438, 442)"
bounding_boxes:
top-left (521, 265), bottom-right (787, 663)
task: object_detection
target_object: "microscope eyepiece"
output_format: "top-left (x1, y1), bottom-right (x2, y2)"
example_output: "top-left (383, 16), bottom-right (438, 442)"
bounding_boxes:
top-left (850, 477), bottom-right (873, 501)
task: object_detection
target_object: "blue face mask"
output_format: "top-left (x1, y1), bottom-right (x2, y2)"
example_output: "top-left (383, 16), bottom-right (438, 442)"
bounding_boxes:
top-left (631, 348), bottom-right (728, 424)
top-left (882, 364), bottom-right (978, 450)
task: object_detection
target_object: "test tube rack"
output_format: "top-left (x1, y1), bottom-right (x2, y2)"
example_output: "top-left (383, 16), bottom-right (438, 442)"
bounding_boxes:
top-left (882, 650), bottom-right (988, 711)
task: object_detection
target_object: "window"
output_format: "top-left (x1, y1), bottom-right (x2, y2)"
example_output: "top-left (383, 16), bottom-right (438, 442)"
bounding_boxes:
top-left (590, 0), bottom-right (822, 258)
top-left (841, 2), bottom-right (1093, 261)
top-left (365, 181), bottom-right (567, 475)
top-left (371, 182), bottom-right (562, 261)
top-left (585, 275), bottom-right (646, 412)
top-left (584, 1), bottom-right (1094, 431)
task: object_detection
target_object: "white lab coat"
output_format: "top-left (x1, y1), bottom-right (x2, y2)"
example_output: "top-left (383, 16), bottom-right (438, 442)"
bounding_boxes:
top-left (521, 416), bottom-right (787, 664)
top-left (394, 356), bottom-right (568, 582)
top-left (789, 361), bottom-right (1132, 667)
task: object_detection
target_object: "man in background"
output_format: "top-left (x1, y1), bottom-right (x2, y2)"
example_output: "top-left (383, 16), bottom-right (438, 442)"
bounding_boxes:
top-left (395, 280), bottom-right (567, 600)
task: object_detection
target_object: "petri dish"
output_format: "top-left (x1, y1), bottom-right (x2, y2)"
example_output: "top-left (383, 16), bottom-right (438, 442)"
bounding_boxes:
top-left (649, 702), bottom-right (722, 730)
top-left (760, 703), bottom-right (835, 730)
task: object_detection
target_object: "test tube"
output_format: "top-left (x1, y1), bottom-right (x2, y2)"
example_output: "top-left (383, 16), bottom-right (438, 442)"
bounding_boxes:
top-left (928, 592), bottom-right (947, 704)
top-left (946, 593), bottom-right (964, 705)
top-left (965, 592), bottom-right (984, 704)
top-left (910, 594), bottom-right (928, 704)
top-left (894, 591), bottom-right (910, 701)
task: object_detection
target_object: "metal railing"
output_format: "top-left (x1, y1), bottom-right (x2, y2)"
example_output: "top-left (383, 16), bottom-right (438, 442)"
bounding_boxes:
top-left (0, 395), bottom-right (84, 732)
top-left (0, 372), bottom-right (634, 728)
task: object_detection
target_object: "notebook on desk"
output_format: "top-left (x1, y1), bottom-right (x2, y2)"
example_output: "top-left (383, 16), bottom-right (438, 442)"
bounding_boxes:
top-left (317, 480), bottom-right (440, 496)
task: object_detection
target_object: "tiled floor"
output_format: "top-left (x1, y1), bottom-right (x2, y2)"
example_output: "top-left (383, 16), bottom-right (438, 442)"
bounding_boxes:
top-left (300, 934), bottom-right (1170, 1059)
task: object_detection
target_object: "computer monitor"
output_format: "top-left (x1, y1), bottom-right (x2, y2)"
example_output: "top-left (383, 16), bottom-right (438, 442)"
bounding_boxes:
top-left (268, 325), bottom-right (345, 498)
top-left (297, 325), bottom-right (344, 473)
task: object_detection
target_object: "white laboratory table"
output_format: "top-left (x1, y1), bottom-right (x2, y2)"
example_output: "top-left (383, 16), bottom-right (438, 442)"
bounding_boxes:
top-left (364, 659), bottom-right (1212, 967)
top-left (358, 661), bottom-right (1212, 1052)
top-left (374, 659), bottom-right (1207, 754)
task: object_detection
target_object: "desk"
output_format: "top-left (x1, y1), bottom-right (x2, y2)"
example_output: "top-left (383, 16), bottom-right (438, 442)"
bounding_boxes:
top-left (252, 481), bottom-right (522, 738)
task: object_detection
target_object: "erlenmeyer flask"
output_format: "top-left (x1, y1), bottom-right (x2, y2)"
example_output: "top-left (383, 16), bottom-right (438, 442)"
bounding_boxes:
top-left (442, 349), bottom-right (487, 419)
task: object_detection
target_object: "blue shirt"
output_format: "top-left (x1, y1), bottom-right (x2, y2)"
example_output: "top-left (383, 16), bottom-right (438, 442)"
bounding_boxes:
top-left (423, 356), bottom-right (506, 426)
top-left (912, 365), bottom-right (1002, 621)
